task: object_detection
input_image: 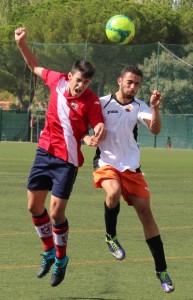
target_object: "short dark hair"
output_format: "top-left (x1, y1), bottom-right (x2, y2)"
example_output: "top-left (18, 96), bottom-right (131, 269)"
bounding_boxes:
top-left (71, 60), bottom-right (96, 78)
top-left (119, 65), bottom-right (143, 79)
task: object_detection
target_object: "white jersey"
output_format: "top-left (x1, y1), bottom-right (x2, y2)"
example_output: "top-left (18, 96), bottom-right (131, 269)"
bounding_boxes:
top-left (97, 94), bottom-right (152, 172)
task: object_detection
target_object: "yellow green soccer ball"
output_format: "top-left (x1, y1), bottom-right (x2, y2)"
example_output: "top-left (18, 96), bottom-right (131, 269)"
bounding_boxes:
top-left (105, 15), bottom-right (135, 45)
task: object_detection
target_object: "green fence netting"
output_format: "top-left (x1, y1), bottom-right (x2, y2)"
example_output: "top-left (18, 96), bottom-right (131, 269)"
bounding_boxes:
top-left (0, 110), bottom-right (30, 141)
top-left (0, 41), bottom-right (193, 147)
top-left (29, 41), bottom-right (193, 115)
top-left (138, 114), bottom-right (193, 149)
top-left (0, 110), bottom-right (192, 148)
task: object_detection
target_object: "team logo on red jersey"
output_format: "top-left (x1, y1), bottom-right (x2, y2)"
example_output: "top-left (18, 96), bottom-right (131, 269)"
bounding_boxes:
top-left (94, 101), bottom-right (100, 105)
top-left (71, 102), bottom-right (79, 110)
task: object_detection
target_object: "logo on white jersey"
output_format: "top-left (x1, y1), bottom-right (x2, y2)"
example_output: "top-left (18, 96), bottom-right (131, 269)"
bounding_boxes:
top-left (107, 110), bottom-right (118, 114)
top-left (71, 102), bottom-right (79, 110)
top-left (125, 105), bottom-right (133, 111)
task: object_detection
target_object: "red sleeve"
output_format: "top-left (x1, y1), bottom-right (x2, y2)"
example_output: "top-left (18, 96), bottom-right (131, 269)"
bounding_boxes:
top-left (86, 90), bottom-right (104, 128)
top-left (42, 69), bottom-right (68, 88)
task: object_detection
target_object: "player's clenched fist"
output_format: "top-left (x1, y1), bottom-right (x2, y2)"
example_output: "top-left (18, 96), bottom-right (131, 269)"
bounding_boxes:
top-left (150, 90), bottom-right (162, 109)
top-left (15, 27), bottom-right (27, 43)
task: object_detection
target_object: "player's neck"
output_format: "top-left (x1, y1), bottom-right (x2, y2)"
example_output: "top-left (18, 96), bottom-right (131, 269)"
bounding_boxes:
top-left (115, 92), bottom-right (133, 105)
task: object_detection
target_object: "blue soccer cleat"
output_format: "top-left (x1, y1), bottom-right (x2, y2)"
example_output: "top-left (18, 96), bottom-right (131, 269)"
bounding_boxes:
top-left (37, 247), bottom-right (56, 278)
top-left (50, 255), bottom-right (69, 287)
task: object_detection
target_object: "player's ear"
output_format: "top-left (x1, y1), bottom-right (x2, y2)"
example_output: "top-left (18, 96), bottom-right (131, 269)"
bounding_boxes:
top-left (117, 76), bottom-right (122, 86)
top-left (68, 72), bottom-right (72, 80)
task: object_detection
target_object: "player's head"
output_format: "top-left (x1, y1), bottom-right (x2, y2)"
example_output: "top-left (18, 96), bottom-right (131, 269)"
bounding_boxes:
top-left (119, 65), bottom-right (143, 79)
top-left (117, 65), bottom-right (143, 100)
top-left (71, 60), bottom-right (96, 78)
top-left (68, 60), bottom-right (95, 98)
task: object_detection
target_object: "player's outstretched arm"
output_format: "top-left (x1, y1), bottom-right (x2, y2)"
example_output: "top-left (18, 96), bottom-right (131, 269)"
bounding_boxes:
top-left (15, 27), bottom-right (44, 78)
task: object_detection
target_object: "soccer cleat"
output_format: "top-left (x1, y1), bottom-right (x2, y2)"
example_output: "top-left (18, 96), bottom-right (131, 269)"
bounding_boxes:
top-left (106, 234), bottom-right (125, 260)
top-left (50, 256), bottom-right (69, 287)
top-left (37, 248), bottom-right (56, 278)
top-left (156, 270), bottom-right (174, 293)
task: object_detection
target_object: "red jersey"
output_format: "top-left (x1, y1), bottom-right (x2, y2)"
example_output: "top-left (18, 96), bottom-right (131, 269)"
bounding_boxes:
top-left (38, 69), bottom-right (103, 167)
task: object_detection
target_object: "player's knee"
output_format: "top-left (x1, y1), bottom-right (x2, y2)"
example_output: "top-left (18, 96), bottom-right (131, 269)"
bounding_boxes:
top-left (49, 208), bottom-right (64, 224)
top-left (106, 192), bottom-right (121, 208)
top-left (27, 202), bottom-right (42, 216)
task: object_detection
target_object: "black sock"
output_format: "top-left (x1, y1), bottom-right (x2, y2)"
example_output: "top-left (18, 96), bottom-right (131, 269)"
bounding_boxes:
top-left (104, 202), bottom-right (120, 237)
top-left (146, 235), bottom-right (167, 272)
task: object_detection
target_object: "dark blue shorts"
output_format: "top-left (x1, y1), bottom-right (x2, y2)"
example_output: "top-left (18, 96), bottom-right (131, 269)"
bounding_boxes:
top-left (27, 148), bottom-right (78, 199)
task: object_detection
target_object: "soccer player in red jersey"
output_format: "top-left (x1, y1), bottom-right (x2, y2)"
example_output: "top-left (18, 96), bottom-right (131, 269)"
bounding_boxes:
top-left (15, 27), bottom-right (106, 287)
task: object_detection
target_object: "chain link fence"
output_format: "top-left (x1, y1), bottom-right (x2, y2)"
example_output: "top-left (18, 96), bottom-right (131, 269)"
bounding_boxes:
top-left (0, 41), bottom-right (193, 147)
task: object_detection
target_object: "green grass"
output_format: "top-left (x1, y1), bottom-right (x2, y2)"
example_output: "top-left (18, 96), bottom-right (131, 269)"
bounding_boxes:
top-left (0, 143), bottom-right (193, 300)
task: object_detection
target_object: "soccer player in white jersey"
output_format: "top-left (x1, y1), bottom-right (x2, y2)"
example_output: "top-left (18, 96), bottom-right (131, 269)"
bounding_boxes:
top-left (92, 65), bottom-right (174, 293)
top-left (15, 27), bottom-right (106, 287)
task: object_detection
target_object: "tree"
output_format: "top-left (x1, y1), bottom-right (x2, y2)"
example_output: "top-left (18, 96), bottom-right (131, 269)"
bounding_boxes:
top-left (0, 0), bottom-right (193, 110)
top-left (139, 0), bottom-right (193, 8)
top-left (0, 0), bottom-right (185, 44)
top-left (138, 44), bottom-right (193, 114)
top-left (178, 5), bottom-right (193, 43)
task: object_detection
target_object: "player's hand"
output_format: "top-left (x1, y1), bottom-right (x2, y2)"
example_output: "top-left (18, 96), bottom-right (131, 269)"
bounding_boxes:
top-left (150, 90), bottom-right (162, 109)
top-left (83, 135), bottom-right (99, 147)
top-left (15, 27), bottom-right (27, 44)
top-left (94, 123), bottom-right (106, 142)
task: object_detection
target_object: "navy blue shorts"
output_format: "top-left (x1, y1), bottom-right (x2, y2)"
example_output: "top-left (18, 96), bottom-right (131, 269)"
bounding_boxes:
top-left (27, 148), bottom-right (78, 199)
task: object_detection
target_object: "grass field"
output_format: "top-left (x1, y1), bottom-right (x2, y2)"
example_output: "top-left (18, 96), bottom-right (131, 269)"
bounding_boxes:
top-left (0, 142), bottom-right (193, 300)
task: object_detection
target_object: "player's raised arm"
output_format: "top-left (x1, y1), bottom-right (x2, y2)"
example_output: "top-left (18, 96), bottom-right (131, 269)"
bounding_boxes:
top-left (15, 27), bottom-right (44, 78)
top-left (144, 90), bottom-right (162, 135)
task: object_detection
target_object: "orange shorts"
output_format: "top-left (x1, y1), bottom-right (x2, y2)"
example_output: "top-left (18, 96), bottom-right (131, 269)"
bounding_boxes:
top-left (93, 165), bottom-right (150, 206)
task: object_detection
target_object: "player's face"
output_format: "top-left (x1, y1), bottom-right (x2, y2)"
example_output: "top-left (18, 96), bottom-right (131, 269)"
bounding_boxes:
top-left (117, 72), bottom-right (142, 99)
top-left (68, 71), bottom-right (92, 98)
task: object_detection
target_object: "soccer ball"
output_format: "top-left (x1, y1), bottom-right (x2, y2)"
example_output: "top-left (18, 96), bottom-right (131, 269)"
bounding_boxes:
top-left (105, 15), bottom-right (135, 45)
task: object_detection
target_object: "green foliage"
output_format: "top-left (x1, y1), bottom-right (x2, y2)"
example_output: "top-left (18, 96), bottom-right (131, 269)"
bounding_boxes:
top-left (0, 69), bottom-right (17, 92)
top-left (0, 90), bottom-right (15, 102)
top-left (0, 0), bottom-right (190, 44)
top-left (178, 6), bottom-right (193, 43)
top-left (134, 2), bottom-right (183, 43)
top-left (141, 0), bottom-right (193, 8)
top-left (0, 0), bottom-right (193, 111)
top-left (138, 44), bottom-right (193, 114)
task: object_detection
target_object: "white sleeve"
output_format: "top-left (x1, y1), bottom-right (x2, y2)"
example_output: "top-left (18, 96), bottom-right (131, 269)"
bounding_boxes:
top-left (138, 102), bottom-right (152, 127)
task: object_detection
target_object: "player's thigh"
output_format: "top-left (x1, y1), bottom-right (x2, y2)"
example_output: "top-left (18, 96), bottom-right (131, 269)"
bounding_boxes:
top-left (27, 189), bottom-right (49, 215)
top-left (131, 196), bottom-right (153, 217)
